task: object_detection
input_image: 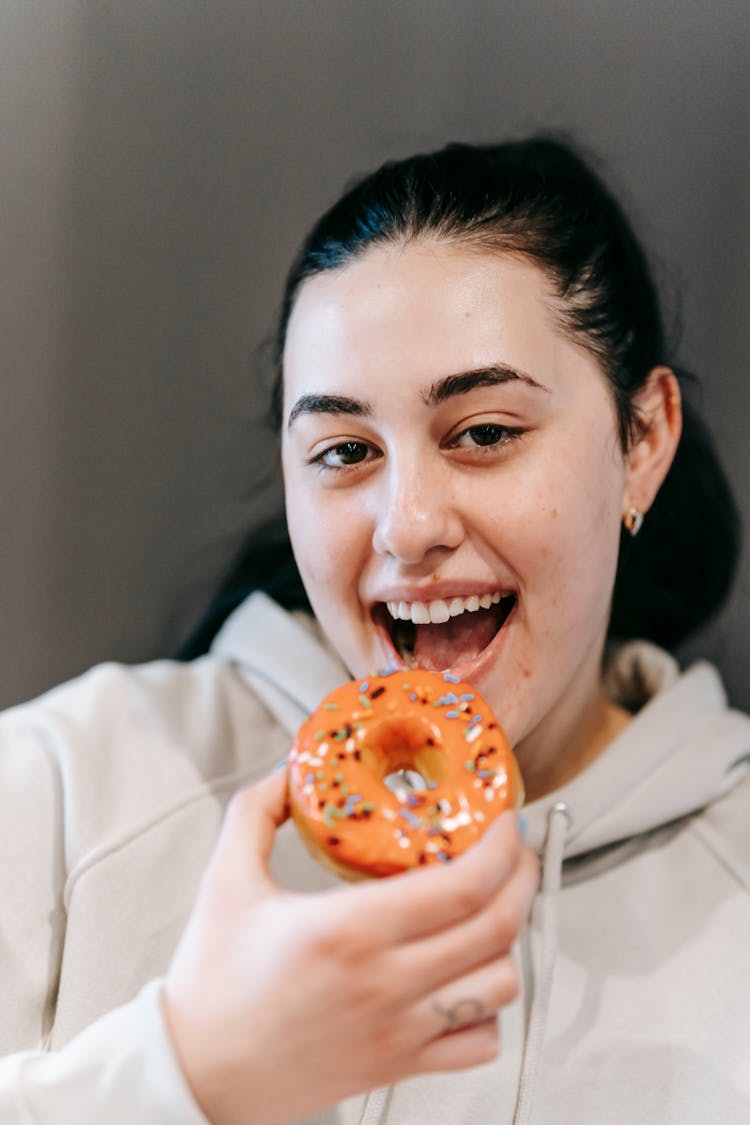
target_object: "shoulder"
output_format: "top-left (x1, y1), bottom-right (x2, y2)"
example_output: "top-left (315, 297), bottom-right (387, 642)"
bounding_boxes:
top-left (0, 654), bottom-right (290, 864)
top-left (695, 765), bottom-right (750, 873)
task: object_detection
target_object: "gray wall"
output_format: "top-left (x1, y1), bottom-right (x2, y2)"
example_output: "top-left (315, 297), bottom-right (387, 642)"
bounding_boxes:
top-left (1, 1), bottom-right (748, 710)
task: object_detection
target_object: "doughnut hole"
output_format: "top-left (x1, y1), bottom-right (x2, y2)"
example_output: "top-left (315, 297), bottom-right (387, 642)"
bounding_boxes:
top-left (360, 716), bottom-right (447, 789)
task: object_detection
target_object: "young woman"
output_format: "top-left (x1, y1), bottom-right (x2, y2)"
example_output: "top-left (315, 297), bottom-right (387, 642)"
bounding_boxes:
top-left (0, 138), bottom-right (747, 1125)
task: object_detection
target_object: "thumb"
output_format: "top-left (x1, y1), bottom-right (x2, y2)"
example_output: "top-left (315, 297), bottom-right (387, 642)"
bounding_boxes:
top-left (210, 768), bottom-right (291, 896)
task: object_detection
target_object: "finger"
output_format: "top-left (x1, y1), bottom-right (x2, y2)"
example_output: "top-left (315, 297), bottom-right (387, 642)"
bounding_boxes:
top-left (411, 951), bottom-right (519, 1044)
top-left (411, 1017), bottom-right (500, 1075)
top-left (341, 811), bottom-right (525, 945)
top-left (392, 844), bottom-right (538, 999)
top-left (208, 769), bottom-right (291, 894)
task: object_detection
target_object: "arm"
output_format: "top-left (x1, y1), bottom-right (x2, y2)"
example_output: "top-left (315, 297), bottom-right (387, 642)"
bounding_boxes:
top-left (0, 696), bottom-right (208, 1124)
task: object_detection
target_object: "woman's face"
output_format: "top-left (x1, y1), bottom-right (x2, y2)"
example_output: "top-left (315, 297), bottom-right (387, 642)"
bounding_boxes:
top-left (281, 241), bottom-right (632, 782)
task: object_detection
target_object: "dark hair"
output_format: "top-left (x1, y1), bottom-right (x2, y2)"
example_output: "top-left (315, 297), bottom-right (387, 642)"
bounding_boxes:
top-left (180, 136), bottom-right (740, 658)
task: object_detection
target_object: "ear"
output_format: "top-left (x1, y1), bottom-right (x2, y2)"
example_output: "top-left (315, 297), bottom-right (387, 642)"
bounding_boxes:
top-left (623, 366), bottom-right (682, 520)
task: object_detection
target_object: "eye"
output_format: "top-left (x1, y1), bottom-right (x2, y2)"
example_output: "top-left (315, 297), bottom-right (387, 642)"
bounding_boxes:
top-left (447, 422), bottom-right (524, 451)
top-left (313, 440), bottom-right (376, 470)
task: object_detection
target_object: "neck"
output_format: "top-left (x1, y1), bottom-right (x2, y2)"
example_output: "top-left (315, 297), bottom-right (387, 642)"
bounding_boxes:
top-left (515, 651), bottom-right (632, 804)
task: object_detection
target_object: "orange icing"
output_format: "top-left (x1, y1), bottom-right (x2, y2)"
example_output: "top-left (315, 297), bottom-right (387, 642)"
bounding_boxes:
top-left (288, 669), bottom-right (523, 879)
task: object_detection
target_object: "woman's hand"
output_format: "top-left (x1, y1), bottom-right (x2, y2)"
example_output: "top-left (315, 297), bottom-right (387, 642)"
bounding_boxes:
top-left (163, 770), bottom-right (539, 1125)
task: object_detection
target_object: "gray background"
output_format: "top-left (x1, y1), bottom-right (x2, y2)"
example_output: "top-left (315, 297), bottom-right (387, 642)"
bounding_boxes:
top-left (1, 0), bottom-right (748, 711)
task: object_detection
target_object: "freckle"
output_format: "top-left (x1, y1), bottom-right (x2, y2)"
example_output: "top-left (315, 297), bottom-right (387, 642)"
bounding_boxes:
top-left (551, 508), bottom-right (558, 519)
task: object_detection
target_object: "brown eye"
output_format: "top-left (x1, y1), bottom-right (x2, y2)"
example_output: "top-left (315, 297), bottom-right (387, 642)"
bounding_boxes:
top-left (467, 424), bottom-right (506, 446)
top-left (320, 441), bottom-right (372, 468)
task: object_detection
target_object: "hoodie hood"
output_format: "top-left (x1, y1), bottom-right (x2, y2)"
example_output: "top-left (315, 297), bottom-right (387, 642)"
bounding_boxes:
top-left (212, 591), bottom-right (750, 858)
top-left (523, 642), bottom-right (750, 859)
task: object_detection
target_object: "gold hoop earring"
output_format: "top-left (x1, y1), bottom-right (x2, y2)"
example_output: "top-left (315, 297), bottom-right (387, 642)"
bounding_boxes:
top-left (623, 507), bottom-right (644, 537)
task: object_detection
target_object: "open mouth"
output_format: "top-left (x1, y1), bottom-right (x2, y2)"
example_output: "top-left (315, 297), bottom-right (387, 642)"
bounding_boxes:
top-left (373, 591), bottom-right (516, 673)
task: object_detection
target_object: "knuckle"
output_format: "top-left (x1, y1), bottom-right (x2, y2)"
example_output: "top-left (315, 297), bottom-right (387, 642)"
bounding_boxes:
top-left (453, 872), bottom-right (488, 918)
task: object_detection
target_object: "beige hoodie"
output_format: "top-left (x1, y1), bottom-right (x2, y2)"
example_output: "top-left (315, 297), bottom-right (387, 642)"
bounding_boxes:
top-left (0, 592), bottom-right (749, 1124)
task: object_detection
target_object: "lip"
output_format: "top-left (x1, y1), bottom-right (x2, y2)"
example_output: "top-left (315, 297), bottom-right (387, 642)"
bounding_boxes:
top-left (370, 595), bottom-right (518, 685)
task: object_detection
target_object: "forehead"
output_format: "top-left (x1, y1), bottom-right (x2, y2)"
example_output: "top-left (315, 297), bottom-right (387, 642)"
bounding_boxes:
top-left (282, 241), bottom-right (567, 395)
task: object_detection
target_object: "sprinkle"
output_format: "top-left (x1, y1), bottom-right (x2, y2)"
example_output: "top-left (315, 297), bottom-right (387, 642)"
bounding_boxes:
top-left (402, 683), bottom-right (411, 690)
top-left (477, 769), bottom-right (497, 779)
top-left (465, 760), bottom-right (475, 772)
top-left (443, 672), bottom-right (460, 683)
top-left (335, 772), bottom-right (344, 783)
top-left (378, 667), bottom-right (398, 676)
top-left (465, 725), bottom-right (483, 743)
top-left (460, 693), bottom-right (475, 701)
top-left (438, 692), bottom-right (459, 706)
top-left (324, 803), bottom-right (346, 828)
top-left (358, 694), bottom-right (372, 709)
top-left (370, 686), bottom-right (386, 699)
top-left (406, 792), bottom-right (421, 808)
top-left (426, 780), bottom-right (439, 790)
top-left (359, 681), bottom-right (369, 692)
top-left (409, 692), bottom-right (418, 701)
top-left (334, 729), bottom-right (348, 741)
top-left (361, 801), bottom-right (376, 813)
top-left (314, 730), bottom-right (326, 741)
top-left (399, 808), bottom-right (423, 828)
top-left (305, 772), bottom-right (314, 785)
top-left (323, 703), bottom-right (339, 711)
top-left (436, 850), bottom-right (451, 862)
top-left (445, 710), bottom-right (460, 719)
top-left (316, 769), bottom-right (325, 779)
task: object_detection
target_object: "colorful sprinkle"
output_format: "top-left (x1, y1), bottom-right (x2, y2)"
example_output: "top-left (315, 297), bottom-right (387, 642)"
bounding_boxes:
top-left (465, 760), bottom-right (476, 772)
top-left (323, 703), bottom-right (339, 711)
top-left (446, 710), bottom-right (460, 719)
top-left (358, 694), bottom-right (372, 709)
top-left (460, 693), bottom-right (475, 701)
top-left (359, 681), bottom-right (369, 692)
top-left (399, 808), bottom-right (424, 828)
top-left (443, 672), bottom-right (460, 683)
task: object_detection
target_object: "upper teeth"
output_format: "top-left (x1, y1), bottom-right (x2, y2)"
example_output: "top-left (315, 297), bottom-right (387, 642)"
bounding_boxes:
top-left (386, 592), bottom-right (506, 625)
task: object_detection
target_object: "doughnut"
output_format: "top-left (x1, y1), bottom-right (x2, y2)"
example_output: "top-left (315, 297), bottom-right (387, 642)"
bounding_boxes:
top-left (287, 668), bottom-right (523, 880)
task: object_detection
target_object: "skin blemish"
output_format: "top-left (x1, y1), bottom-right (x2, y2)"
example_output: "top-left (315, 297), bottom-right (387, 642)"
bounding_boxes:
top-left (551, 507), bottom-right (558, 518)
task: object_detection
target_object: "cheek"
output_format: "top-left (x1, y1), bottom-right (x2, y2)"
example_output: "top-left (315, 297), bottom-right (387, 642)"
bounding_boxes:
top-left (501, 435), bottom-right (625, 605)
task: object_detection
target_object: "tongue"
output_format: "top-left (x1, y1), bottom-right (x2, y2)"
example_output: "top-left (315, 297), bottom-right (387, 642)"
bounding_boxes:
top-left (412, 607), bottom-right (499, 671)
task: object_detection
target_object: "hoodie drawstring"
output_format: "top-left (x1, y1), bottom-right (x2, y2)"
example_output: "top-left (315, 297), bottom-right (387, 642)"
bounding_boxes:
top-left (512, 801), bottom-right (572, 1125)
top-left (358, 1084), bottom-right (391, 1124)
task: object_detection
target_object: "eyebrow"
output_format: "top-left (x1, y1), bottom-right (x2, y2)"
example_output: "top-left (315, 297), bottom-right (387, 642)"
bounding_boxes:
top-left (286, 363), bottom-right (549, 429)
top-left (287, 393), bottom-right (373, 428)
top-left (422, 364), bottom-right (550, 405)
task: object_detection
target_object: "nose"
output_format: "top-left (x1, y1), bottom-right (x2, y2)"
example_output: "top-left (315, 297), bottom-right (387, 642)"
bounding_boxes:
top-left (370, 459), bottom-right (464, 565)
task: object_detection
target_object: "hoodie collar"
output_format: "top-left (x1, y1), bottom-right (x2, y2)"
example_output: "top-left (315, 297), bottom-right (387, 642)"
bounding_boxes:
top-left (523, 641), bottom-right (750, 859)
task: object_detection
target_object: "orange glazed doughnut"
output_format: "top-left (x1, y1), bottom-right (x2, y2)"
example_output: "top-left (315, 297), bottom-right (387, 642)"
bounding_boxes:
top-left (288, 668), bottom-right (523, 880)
